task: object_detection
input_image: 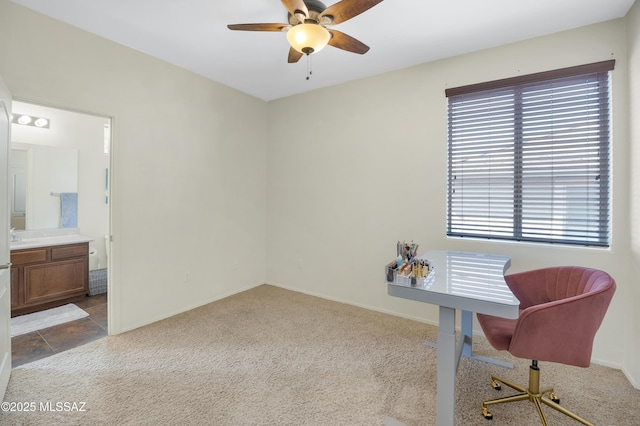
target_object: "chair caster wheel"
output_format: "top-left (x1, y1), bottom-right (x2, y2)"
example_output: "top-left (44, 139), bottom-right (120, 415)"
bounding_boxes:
top-left (490, 379), bottom-right (501, 391)
top-left (482, 406), bottom-right (493, 420)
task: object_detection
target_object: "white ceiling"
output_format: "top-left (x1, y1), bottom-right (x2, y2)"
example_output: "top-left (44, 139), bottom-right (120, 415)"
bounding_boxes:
top-left (10, 0), bottom-right (636, 101)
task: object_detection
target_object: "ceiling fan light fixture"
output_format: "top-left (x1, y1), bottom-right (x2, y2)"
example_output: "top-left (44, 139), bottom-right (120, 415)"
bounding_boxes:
top-left (286, 23), bottom-right (330, 55)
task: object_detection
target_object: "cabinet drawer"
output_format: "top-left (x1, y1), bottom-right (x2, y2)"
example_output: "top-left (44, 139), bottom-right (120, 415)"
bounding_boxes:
top-left (51, 243), bottom-right (88, 260)
top-left (11, 249), bottom-right (47, 265)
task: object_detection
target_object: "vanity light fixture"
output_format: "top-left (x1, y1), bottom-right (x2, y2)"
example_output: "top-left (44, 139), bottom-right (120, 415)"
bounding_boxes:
top-left (11, 114), bottom-right (50, 129)
top-left (34, 118), bottom-right (49, 128)
top-left (17, 115), bottom-right (32, 125)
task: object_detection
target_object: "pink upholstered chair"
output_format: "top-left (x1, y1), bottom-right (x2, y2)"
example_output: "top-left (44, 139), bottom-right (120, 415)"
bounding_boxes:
top-left (477, 266), bottom-right (616, 426)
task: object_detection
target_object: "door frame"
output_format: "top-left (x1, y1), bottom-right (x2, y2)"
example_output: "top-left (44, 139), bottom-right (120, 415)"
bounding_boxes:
top-left (10, 97), bottom-right (114, 330)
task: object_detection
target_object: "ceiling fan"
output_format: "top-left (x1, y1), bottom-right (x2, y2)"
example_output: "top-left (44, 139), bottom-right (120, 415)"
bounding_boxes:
top-left (227, 0), bottom-right (384, 64)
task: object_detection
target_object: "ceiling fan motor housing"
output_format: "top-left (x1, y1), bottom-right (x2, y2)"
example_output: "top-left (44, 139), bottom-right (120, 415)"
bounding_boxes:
top-left (288, 0), bottom-right (328, 25)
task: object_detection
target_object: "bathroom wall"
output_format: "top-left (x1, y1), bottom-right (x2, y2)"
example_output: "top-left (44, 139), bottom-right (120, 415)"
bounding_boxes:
top-left (11, 101), bottom-right (110, 269)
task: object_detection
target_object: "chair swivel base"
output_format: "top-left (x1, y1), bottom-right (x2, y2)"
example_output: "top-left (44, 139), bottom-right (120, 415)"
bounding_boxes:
top-left (481, 361), bottom-right (594, 426)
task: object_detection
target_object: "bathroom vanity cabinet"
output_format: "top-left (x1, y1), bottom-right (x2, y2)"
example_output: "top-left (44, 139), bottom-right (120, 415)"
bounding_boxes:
top-left (10, 242), bottom-right (89, 317)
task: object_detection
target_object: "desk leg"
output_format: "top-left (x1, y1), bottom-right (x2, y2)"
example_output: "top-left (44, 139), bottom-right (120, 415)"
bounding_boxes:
top-left (426, 311), bottom-right (512, 368)
top-left (461, 310), bottom-right (514, 369)
top-left (437, 306), bottom-right (457, 426)
top-left (461, 310), bottom-right (473, 358)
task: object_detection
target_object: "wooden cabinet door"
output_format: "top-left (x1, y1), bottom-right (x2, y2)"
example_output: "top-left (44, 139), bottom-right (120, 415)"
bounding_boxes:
top-left (24, 258), bottom-right (88, 305)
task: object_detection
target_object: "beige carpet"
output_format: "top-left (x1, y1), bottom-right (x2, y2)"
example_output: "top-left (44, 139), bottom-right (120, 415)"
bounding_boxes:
top-left (2, 285), bottom-right (638, 425)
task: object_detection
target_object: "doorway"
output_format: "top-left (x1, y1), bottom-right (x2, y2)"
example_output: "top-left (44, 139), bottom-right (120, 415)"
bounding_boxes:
top-left (9, 100), bottom-right (111, 366)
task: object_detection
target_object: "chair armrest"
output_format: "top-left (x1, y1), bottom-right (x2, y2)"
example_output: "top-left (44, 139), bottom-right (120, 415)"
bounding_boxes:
top-left (508, 293), bottom-right (610, 367)
top-left (504, 269), bottom-right (553, 309)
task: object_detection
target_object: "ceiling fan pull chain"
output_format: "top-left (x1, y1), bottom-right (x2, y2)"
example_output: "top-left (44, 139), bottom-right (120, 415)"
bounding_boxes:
top-left (306, 54), bottom-right (312, 80)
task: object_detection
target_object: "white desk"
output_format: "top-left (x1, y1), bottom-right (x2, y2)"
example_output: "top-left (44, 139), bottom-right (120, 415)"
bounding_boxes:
top-left (387, 250), bottom-right (520, 426)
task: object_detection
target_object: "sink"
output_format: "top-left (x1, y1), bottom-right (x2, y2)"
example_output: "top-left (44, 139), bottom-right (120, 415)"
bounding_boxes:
top-left (10, 239), bottom-right (43, 249)
top-left (10, 235), bottom-right (93, 250)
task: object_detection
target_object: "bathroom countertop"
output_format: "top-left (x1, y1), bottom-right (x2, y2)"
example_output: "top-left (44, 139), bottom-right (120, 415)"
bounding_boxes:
top-left (10, 234), bottom-right (94, 251)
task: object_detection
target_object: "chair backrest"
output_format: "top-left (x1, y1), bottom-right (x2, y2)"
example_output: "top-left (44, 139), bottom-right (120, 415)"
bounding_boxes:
top-left (506, 266), bottom-right (616, 367)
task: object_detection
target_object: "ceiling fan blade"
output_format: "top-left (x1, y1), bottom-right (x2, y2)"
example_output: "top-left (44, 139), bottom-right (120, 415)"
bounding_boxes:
top-left (320, 0), bottom-right (383, 25)
top-left (281, 0), bottom-right (308, 23)
top-left (327, 29), bottom-right (370, 54)
top-left (288, 47), bottom-right (304, 63)
top-left (227, 23), bottom-right (288, 32)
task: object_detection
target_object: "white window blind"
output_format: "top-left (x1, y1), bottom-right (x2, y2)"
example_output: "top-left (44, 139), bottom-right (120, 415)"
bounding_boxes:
top-left (446, 60), bottom-right (614, 247)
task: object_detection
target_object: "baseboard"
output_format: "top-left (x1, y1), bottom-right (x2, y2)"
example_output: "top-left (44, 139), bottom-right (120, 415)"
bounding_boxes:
top-left (114, 281), bottom-right (263, 335)
top-left (267, 282), bottom-right (439, 328)
top-left (588, 357), bottom-right (639, 389)
top-left (268, 282), bottom-right (640, 389)
top-left (594, 360), bottom-right (639, 389)
top-left (620, 366), bottom-right (640, 389)
top-left (110, 281), bottom-right (640, 392)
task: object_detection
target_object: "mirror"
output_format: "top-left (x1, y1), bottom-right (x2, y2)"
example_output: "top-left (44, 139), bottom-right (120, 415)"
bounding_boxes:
top-left (10, 100), bottom-right (110, 234)
top-left (10, 143), bottom-right (78, 230)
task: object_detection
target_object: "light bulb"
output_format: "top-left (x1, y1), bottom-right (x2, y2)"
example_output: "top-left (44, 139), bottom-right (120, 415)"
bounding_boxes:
top-left (286, 24), bottom-right (330, 55)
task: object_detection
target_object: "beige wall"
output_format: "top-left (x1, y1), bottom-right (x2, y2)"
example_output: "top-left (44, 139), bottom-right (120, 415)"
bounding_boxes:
top-left (627, 0), bottom-right (640, 386)
top-left (267, 19), bottom-right (636, 384)
top-left (0, 0), bottom-right (268, 333)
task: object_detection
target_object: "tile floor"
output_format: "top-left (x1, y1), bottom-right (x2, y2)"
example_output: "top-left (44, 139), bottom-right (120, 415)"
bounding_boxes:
top-left (11, 294), bottom-right (108, 367)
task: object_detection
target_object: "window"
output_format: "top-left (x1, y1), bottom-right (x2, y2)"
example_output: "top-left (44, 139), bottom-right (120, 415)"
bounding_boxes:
top-left (446, 60), bottom-right (614, 247)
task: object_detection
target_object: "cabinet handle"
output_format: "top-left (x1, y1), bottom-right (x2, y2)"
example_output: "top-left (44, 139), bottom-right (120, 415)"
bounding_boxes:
top-left (0, 263), bottom-right (11, 270)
